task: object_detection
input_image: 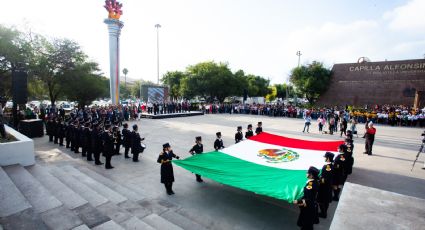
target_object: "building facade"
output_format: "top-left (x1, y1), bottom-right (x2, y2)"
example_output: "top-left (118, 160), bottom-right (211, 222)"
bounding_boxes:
top-left (317, 59), bottom-right (425, 106)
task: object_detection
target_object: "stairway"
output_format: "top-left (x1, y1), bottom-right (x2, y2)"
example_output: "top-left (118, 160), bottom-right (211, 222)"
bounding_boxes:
top-left (0, 164), bottom-right (209, 230)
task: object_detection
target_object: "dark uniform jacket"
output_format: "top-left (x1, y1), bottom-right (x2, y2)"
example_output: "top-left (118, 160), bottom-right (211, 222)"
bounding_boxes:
top-left (214, 139), bottom-right (224, 150)
top-left (131, 131), bottom-right (144, 154)
top-left (296, 179), bottom-right (319, 228)
top-left (317, 163), bottom-right (333, 204)
top-left (333, 153), bottom-right (347, 186)
top-left (190, 144), bottom-right (203, 155)
top-left (102, 131), bottom-right (114, 156)
top-left (122, 128), bottom-right (131, 148)
top-left (57, 122), bottom-right (65, 138)
top-left (91, 128), bottom-right (103, 153)
top-left (235, 131), bottom-right (243, 143)
top-left (255, 127), bottom-right (263, 135)
top-left (245, 130), bottom-right (254, 139)
top-left (157, 151), bottom-right (179, 183)
top-left (345, 143), bottom-right (354, 175)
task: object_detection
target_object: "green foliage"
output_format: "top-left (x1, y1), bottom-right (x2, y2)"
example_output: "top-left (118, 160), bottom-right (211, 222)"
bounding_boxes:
top-left (161, 71), bottom-right (185, 100)
top-left (290, 61), bottom-right (331, 103)
top-left (245, 74), bottom-right (270, 97)
top-left (60, 62), bottom-right (107, 108)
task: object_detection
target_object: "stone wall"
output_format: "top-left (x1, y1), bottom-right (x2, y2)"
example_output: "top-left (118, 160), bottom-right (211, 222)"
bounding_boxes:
top-left (317, 59), bottom-right (425, 106)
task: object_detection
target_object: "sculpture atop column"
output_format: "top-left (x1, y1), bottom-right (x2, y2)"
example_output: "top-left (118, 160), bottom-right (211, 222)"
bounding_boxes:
top-left (104, 0), bottom-right (124, 105)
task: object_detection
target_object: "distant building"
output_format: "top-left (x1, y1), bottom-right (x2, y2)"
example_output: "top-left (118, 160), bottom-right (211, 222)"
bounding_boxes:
top-left (317, 59), bottom-right (425, 106)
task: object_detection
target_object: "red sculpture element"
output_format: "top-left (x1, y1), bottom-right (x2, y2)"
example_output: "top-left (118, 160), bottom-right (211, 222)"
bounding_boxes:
top-left (104, 0), bottom-right (123, 20)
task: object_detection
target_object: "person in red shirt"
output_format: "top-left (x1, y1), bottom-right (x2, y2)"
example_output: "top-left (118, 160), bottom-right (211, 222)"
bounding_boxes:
top-left (364, 122), bottom-right (376, 155)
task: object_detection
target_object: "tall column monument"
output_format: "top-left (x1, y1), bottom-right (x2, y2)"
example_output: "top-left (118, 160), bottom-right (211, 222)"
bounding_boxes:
top-left (104, 0), bottom-right (124, 105)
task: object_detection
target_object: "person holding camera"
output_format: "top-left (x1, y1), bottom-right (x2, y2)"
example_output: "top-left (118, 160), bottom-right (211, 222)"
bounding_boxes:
top-left (364, 122), bottom-right (376, 155)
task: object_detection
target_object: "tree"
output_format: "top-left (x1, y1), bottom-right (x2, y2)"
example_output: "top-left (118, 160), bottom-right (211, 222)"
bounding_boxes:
top-left (60, 62), bottom-right (108, 108)
top-left (245, 74), bottom-right (270, 97)
top-left (122, 68), bottom-right (128, 88)
top-left (130, 80), bottom-right (142, 98)
top-left (161, 71), bottom-right (185, 100)
top-left (290, 61), bottom-right (331, 103)
top-left (30, 36), bottom-right (86, 106)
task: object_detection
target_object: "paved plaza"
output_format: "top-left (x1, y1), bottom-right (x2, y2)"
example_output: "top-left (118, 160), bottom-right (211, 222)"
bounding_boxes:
top-left (2, 114), bottom-right (425, 229)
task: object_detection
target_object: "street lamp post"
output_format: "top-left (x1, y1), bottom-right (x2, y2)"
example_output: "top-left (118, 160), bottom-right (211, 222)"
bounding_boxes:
top-left (155, 24), bottom-right (161, 85)
top-left (296, 50), bottom-right (302, 67)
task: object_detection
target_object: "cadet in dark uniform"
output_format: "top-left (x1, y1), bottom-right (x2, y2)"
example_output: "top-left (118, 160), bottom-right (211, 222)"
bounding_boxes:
top-left (53, 118), bottom-right (59, 144)
top-left (344, 138), bottom-right (354, 178)
top-left (245, 124), bottom-right (254, 139)
top-left (293, 166), bottom-right (320, 230)
top-left (57, 118), bottom-right (65, 146)
top-left (157, 143), bottom-right (180, 195)
top-left (122, 123), bottom-right (131, 159)
top-left (91, 122), bottom-right (103, 165)
top-left (317, 152), bottom-right (334, 218)
top-left (131, 124), bottom-right (145, 162)
top-left (83, 122), bottom-right (93, 161)
top-left (102, 124), bottom-right (114, 169)
top-left (73, 121), bottom-right (81, 154)
top-left (113, 125), bottom-right (122, 155)
top-left (214, 132), bottom-right (224, 151)
top-left (235, 126), bottom-right (243, 143)
top-left (65, 119), bottom-right (72, 148)
top-left (332, 144), bottom-right (347, 201)
top-left (189, 136), bottom-right (204, 182)
top-left (78, 122), bottom-right (85, 156)
top-left (46, 117), bottom-right (54, 142)
top-left (255, 121), bottom-right (263, 135)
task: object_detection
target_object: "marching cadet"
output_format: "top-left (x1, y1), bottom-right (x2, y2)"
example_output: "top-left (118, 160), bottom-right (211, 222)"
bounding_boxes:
top-left (235, 126), bottom-right (243, 143)
top-left (131, 124), bottom-right (145, 162)
top-left (65, 119), bottom-right (72, 149)
top-left (91, 122), bottom-right (103, 165)
top-left (83, 122), bottom-right (93, 161)
top-left (157, 143), bottom-right (180, 195)
top-left (344, 138), bottom-right (354, 177)
top-left (214, 132), bottom-right (224, 151)
top-left (255, 121), bottom-right (263, 135)
top-left (78, 121), bottom-right (86, 156)
top-left (57, 118), bottom-right (65, 146)
top-left (293, 166), bottom-right (320, 230)
top-left (332, 144), bottom-right (347, 201)
top-left (46, 117), bottom-right (54, 142)
top-left (245, 124), bottom-right (254, 139)
top-left (113, 124), bottom-right (122, 155)
top-left (317, 152), bottom-right (334, 219)
top-left (73, 121), bottom-right (81, 154)
top-left (189, 136), bottom-right (204, 182)
top-left (53, 117), bottom-right (59, 144)
top-left (122, 123), bottom-right (132, 159)
top-left (102, 124), bottom-right (115, 169)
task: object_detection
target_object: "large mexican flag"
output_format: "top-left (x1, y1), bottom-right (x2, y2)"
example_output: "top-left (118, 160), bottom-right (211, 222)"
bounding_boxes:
top-left (173, 132), bottom-right (343, 202)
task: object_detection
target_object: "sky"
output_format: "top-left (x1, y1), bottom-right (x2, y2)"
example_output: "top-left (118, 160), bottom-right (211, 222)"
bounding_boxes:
top-left (1, 0), bottom-right (424, 84)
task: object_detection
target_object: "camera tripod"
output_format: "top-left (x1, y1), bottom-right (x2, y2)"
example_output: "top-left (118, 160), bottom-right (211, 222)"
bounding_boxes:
top-left (411, 137), bottom-right (425, 171)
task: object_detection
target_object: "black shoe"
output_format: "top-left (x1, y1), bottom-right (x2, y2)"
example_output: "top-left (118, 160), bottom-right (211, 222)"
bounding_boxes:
top-left (133, 160), bottom-right (139, 162)
top-left (368, 153), bottom-right (372, 155)
top-left (170, 190), bottom-right (175, 194)
top-left (87, 159), bottom-right (94, 161)
top-left (363, 152), bottom-right (368, 154)
top-left (82, 154), bottom-right (86, 157)
top-left (59, 144), bottom-right (64, 146)
top-left (319, 213), bottom-right (327, 218)
top-left (422, 167), bottom-right (425, 170)
top-left (196, 179), bottom-right (204, 183)
top-left (125, 156), bottom-right (130, 159)
top-left (105, 166), bottom-right (114, 169)
top-left (333, 197), bottom-right (339, 201)
top-left (167, 191), bottom-right (173, 195)
top-left (95, 162), bottom-right (104, 165)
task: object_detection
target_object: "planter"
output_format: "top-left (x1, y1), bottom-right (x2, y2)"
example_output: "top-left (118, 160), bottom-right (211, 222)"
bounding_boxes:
top-left (0, 125), bottom-right (35, 166)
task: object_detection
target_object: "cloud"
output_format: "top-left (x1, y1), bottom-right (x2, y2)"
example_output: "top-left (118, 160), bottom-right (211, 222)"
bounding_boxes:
top-left (384, 0), bottom-right (425, 33)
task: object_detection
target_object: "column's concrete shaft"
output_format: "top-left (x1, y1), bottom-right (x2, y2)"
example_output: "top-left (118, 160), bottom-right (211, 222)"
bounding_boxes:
top-left (104, 18), bottom-right (123, 105)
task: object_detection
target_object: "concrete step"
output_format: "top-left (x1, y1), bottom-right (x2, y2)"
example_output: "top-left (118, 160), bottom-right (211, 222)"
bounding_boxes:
top-left (120, 216), bottom-right (156, 230)
top-left (26, 164), bottom-right (88, 209)
top-left (0, 167), bottom-right (32, 217)
top-left (48, 166), bottom-right (108, 207)
top-left (138, 199), bottom-right (177, 215)
top-left (76, 166), bottom-right (144, 202)
top-left (161, 209), bottom-right (208, 230)
top-left (118, 200), bottom-right (152, 219)
top-left (2, 165), bottom-right (62, 213)
top-left (91, 220), bottom-right (125, 230)
top-left (40, 206), bottom-right (83, 230)
top-left (0, 208), bottom-right (48, 230)
top-left (96, 202), bottom-right (132, 224)
top-left (72, 224), bottom-right (90, 230)
top-left (62, 165), bottom-right (127, 204)
top-left (73, 203), bottom-right (111, 228)
top-left (142, 213), bottom-right (184, 230)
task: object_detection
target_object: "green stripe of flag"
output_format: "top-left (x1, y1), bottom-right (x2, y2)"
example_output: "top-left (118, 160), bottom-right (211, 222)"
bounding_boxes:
top-left (173, 151), bottom-right (307, 202)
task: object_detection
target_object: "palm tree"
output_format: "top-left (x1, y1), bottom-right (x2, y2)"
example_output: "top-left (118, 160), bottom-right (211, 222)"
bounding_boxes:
top-left (122, 68), bottom-right (128, 88)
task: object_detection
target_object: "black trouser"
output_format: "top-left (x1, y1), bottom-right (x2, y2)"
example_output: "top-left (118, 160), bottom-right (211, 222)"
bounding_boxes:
top-left (54, 135), bottom-right (58, 144)
top-left (319, 202), bottom-right (329, 217)
top-left (105, 154), bottom-right (113, 168)
top-left (124, 146), bottom-right (130, 158)
top-left (86, 147), bottom-right (93, 161)
top-left (94, 151), bottom-right (102, 164)
top-left (196, 174), bottom-right (202, 181)
top-left (114, 144), bottom-right (120, 155)
top-left (164, 182), bottom-right (173, 193)
top-left (59, 137), bottom-right (64, 146)
top-left (365, 138), bottom-right (374, 155)
top-left (132, 152), bottom-right (139, 162)
top-left (74, 143), bottom-right (80, 153)
top-left (49, 135), bottom-right (53, 142)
